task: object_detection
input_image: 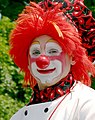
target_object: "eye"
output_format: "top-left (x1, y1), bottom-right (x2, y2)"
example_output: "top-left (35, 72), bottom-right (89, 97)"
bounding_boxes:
top-left (32, 49), bottom-right (41, 56)
top-left (48, 49), bottom-right (59, 56)
top-left (49, 49), bottom-right (58, 53)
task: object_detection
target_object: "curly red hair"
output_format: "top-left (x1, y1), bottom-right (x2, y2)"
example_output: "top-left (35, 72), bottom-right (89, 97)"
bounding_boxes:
top-left (9, 2), bottom-right (95, 88)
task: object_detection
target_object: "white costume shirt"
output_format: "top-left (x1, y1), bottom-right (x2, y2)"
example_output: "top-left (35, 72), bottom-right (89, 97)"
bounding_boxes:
top-left (10, 82), bottom-right (95, 120)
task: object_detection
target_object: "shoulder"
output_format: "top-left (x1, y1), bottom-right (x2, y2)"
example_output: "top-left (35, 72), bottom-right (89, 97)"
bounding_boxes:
top-left (73, 81), bottom-right (95, 120)
top-left (73, 81), bottom-right (95, 99)
top-left (10, 106), bottom-right (27, 120)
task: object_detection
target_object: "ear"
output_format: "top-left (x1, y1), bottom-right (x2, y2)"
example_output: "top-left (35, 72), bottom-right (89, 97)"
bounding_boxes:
top-left (70, 57), bottom-right (76, 65)
top-left (28, 65), bottom-right (30, 70)
top-left (92, 60), bottom-right (95, 67)
top-left (28, 54), bottom-right (31, 71)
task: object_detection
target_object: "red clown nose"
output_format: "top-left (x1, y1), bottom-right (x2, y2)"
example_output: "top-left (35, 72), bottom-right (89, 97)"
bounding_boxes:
top-left (36, 55), bottom-right (50, 69)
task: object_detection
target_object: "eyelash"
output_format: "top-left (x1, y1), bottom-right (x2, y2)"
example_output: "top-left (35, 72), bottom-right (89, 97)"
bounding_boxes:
top-left (32, 49), bottom-right (41, 56)
top-left (48, 49), bottom-right (58, 54)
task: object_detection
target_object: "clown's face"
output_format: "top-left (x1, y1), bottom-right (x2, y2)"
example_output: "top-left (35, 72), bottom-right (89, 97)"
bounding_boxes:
top-left (29, 35), bottom-right (72, 90)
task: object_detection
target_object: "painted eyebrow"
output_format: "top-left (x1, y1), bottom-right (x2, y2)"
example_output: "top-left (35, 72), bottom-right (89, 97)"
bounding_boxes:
top-left (31, 41), bottom-right (40, 45)
top-left (47, 39), bottom-right (57, 43)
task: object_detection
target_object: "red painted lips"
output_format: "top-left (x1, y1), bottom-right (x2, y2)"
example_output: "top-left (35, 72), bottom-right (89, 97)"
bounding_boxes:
top-left (37, 68), bottom-right (56, 74)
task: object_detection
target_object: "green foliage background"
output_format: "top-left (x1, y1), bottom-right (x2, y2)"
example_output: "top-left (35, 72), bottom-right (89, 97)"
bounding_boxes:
top-left (0, 0), bottom-right (95, 120)
top-left (0, 16), bottom-right (32, 120)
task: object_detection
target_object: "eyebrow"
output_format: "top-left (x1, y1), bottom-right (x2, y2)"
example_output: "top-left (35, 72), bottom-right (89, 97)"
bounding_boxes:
top-left (31, 41), bottom-right (40, 45)
top-left (47, 39), bottom-right (58, 43)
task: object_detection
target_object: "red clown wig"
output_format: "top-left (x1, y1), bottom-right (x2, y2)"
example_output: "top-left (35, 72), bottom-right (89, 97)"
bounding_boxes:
top-left (9, 2), bottom-right (95, 88)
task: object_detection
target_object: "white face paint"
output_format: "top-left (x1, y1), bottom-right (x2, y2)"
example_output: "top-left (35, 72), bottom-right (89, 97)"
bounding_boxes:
top-left (29, 35), bottom-right (72, 90)
top-left (31, 60), bottom-right (62, 84)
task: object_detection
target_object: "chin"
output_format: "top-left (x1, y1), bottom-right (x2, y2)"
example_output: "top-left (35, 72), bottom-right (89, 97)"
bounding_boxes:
top-left (39, 80), bottom-right (55, 87)
top-left (45, 80), bottom-right (59, 86)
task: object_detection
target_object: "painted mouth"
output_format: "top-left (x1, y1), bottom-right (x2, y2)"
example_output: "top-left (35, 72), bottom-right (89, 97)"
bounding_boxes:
top-left (37, 68), bottom-right (56, 74)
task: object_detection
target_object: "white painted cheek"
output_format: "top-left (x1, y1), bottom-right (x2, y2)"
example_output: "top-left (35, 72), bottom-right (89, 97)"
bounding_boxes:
top-left (60, 55), bottom-right (71, 79)
top-left (30, 60), bottom-right (62, 84)
top-left (48, 60), bottom-right (63, 85)
top-left (50, 60), bottom-right (62, 84)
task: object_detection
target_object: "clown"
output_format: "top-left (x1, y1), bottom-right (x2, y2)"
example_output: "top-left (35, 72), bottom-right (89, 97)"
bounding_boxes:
top-left (29, 35), bottom-right (73, 89)
top-left (10, 0), bottom-right (95, 120)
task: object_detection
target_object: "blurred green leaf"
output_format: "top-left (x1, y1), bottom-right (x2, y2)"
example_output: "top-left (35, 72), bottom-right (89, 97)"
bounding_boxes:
top-left (0, 16), bottom-right (32, 120)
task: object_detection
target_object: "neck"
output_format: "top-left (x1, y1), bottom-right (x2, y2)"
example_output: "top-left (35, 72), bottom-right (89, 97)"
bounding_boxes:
top-left (37, 81), bottom-right (56, 90)
top-left (28, 73), bottom-right (75, 105)
top-left (38, 83), bottom-right (47, 90)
